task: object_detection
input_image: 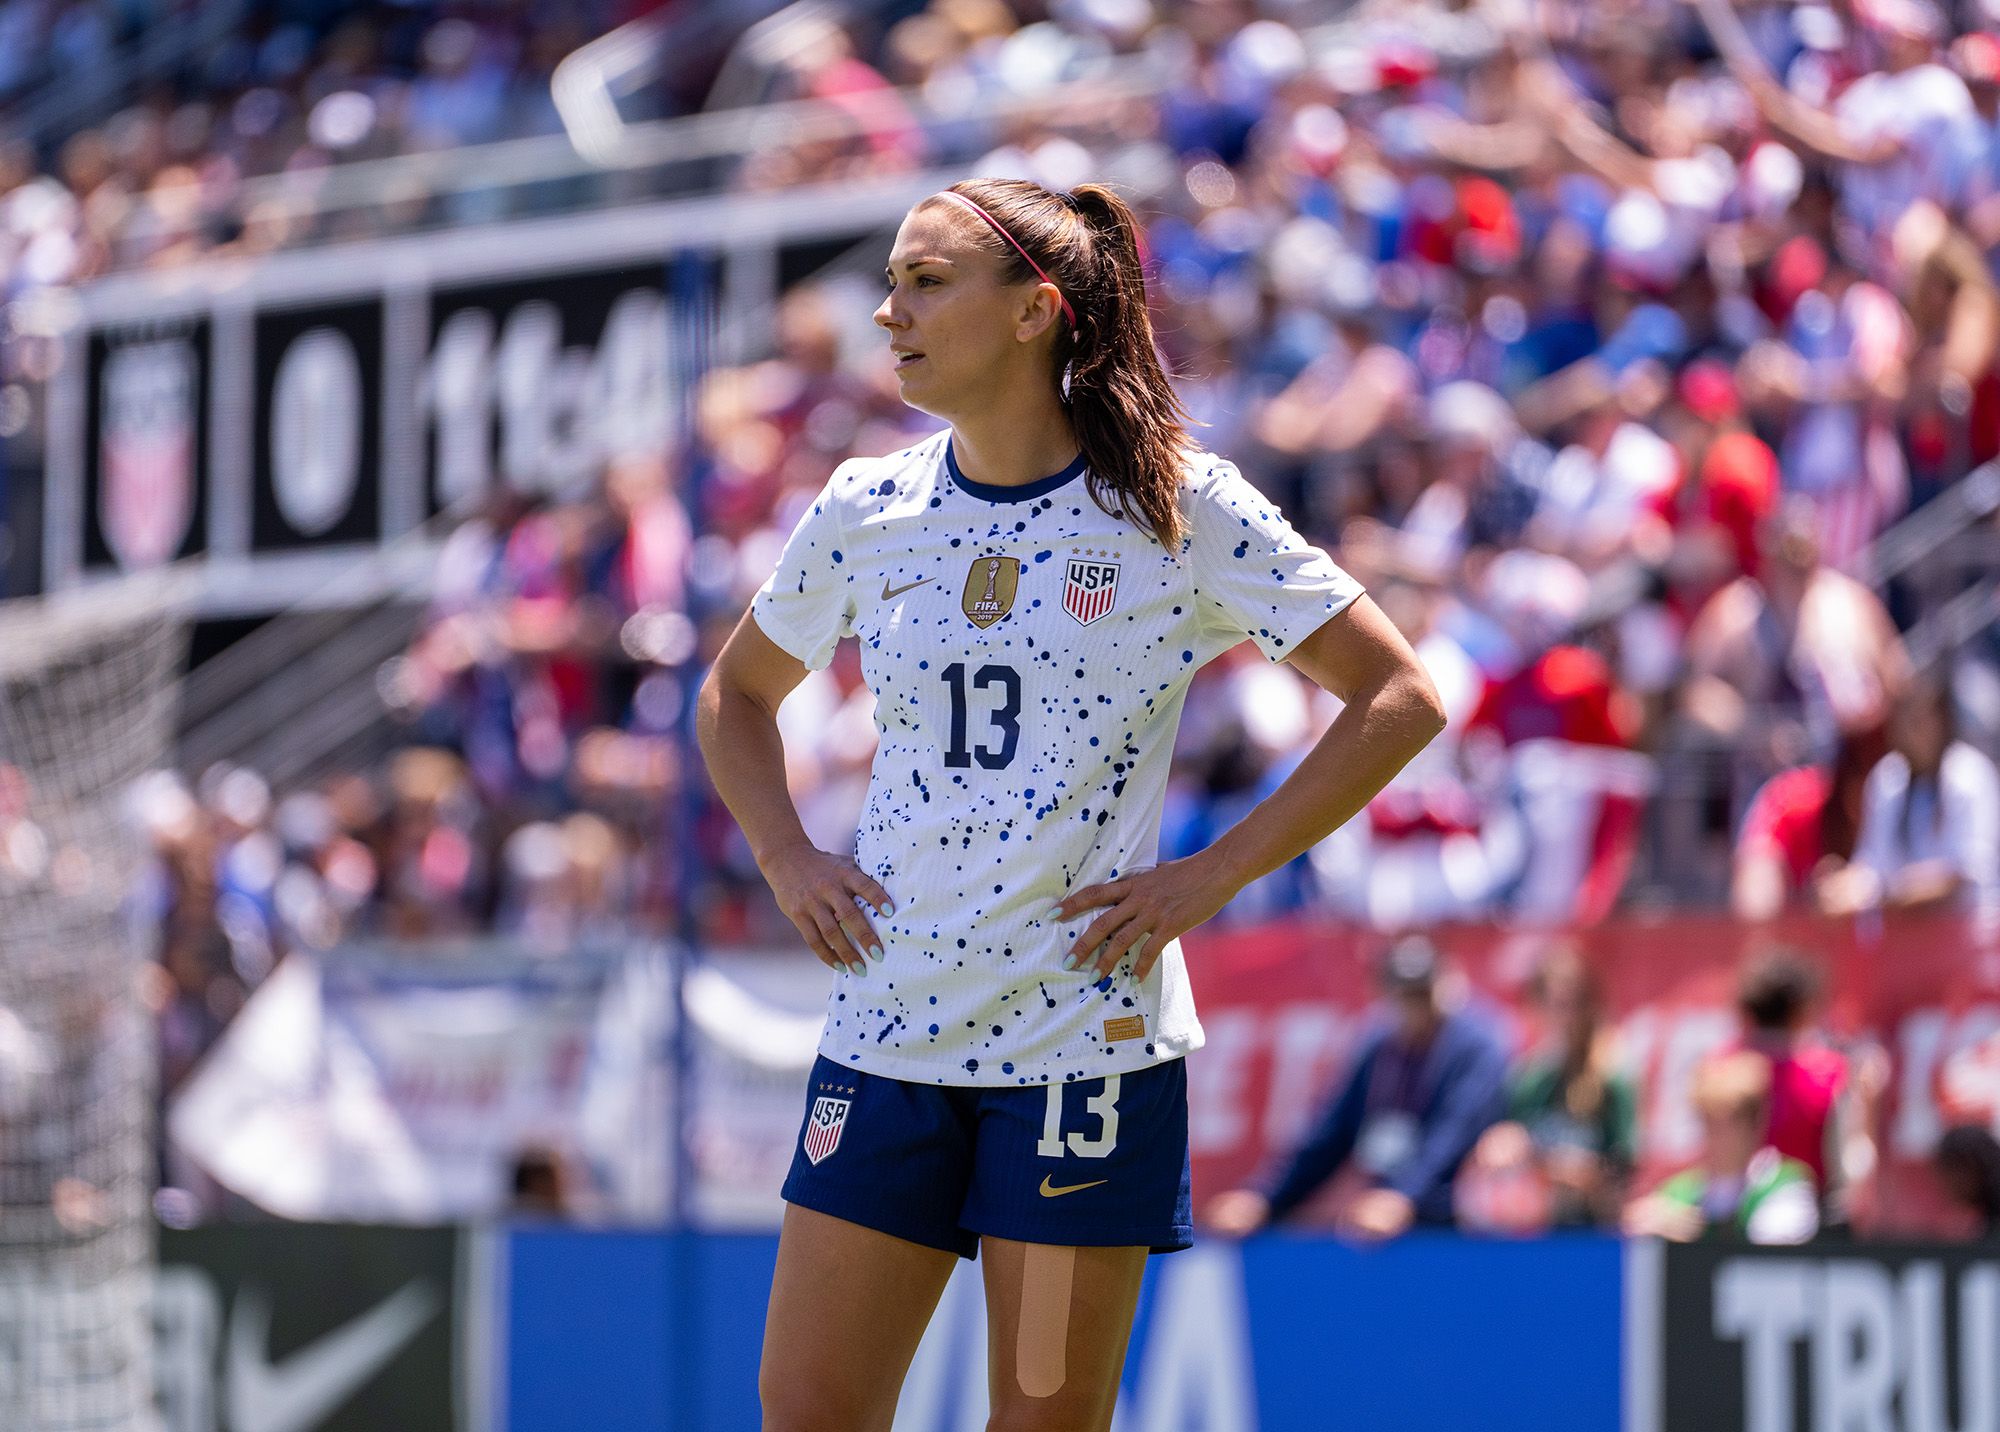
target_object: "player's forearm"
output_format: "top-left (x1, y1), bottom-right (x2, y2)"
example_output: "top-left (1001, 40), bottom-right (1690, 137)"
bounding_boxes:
top-left (695, 677), bottom-right (815, 869)
top-left (1202, 669), bottom-right (1444, 893)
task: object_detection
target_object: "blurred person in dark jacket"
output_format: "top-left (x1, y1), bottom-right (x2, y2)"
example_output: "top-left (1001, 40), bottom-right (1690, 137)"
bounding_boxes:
top-left (1203, 936), bottom-right (1509, 1241)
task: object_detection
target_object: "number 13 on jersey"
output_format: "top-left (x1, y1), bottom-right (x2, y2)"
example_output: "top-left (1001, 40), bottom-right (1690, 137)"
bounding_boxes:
top-left (941, 662), bottom-right (1021, 769)
top-left (1037, 1075), bottom-right (1121, 1158)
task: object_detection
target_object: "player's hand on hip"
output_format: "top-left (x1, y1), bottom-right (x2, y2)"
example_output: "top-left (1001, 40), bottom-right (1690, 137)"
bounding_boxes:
top-left (1049, 854), bottom-right (1233, 983)
top-left (763, 843), bottom-right (894, 978)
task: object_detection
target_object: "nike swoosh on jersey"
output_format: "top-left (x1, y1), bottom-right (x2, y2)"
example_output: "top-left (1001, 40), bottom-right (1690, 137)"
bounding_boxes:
top-left (227, 1280), bottom-right (440, 1432)
top-left (881, 576), bottom-right (934, 600)
top-left (1039, 1175), bottom-right (1109, 1198)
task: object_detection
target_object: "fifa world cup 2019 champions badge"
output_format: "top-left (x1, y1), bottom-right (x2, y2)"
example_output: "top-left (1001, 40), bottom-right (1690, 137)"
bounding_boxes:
top-left (961, 555), bottom-right (1021, 629)
top-left (804, 1096), bottom-right (851, 1164)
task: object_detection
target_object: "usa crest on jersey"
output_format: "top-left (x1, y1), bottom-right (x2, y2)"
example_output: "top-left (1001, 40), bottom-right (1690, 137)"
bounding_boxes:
top-left (1063, 556), bottom-right (1120, 626)
top-left (804, 1096), bottom-right (852, 1164)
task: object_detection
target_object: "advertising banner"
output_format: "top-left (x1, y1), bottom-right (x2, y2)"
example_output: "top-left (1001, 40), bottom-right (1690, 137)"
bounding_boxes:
top-left (1640, 1239), bottom-right (2000, 1432)
top-left (46, 177), bottom-right (934, 611)
top-left (166, 914), bottom-right (2000, 1234)
top-left (502, 1227), bottom-right (1622, 1432)
top-left (154, 1223), bottom-right (484, 1432)
top-left (167, 945), bottom-right (672, 1224)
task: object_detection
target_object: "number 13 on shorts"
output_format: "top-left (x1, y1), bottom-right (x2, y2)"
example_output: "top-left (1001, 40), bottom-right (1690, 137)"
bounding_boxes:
top-left (1036, 1075), bottom-right (1121, 1158)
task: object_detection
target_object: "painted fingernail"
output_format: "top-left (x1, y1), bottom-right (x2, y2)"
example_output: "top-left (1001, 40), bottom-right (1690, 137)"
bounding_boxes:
top-left (868, 943), bottom-right (884, 962)
top-left (1061, 951), bottom-right (1079, 971)
top-left (849, 960), bottom-right (868, 977)
top-left (879, 903), bottom-right (894, 918)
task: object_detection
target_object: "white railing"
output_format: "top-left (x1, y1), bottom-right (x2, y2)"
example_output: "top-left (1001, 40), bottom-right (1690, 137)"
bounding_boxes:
top-left (232, 52), bottom-right (1174, 225)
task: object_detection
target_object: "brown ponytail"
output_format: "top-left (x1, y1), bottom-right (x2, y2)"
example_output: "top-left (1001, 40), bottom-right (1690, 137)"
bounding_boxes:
top-left (922, 178), bottom-right (1204, 552)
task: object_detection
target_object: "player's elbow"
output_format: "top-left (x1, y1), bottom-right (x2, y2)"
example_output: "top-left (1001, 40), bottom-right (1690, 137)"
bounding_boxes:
top-left (1400, 664), bottom-right (1449, 746)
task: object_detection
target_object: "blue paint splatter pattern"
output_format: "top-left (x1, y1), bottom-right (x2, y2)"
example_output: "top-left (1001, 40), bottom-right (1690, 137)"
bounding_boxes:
top-left (748, 429), bottom-right (1363, 1086)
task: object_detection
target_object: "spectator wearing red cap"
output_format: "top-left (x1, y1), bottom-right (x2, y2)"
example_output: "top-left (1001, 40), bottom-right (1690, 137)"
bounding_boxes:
top-left (1671, 359), bottom-right (1781, 585)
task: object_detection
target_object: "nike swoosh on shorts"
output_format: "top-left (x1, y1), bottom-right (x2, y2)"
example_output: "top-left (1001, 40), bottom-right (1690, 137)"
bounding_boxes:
top-left (1039, 1176), bottom-right (1109, 1198)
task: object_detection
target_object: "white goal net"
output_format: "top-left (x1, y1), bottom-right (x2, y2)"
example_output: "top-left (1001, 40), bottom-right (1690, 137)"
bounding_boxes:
top-left (0, 575), bottom-right (191, 1432)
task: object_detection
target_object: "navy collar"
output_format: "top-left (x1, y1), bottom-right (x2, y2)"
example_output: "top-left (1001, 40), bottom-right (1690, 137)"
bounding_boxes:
top-left (945, 437), bottom-right (1087, 503)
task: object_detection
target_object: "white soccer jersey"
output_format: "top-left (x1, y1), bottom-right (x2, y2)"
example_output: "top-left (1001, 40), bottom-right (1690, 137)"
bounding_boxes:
top-left (749, 428), bottom-right (1362, 1086)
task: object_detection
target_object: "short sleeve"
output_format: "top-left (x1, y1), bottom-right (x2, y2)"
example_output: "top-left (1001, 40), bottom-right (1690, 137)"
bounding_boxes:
top-left (749, 470), bottom-right (859, 671)
top-left (1183, 458), bottom-right (1364, 660)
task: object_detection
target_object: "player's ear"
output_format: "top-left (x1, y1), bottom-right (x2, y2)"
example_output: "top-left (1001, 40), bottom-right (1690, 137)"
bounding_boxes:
top-left (1014, 285), bottom-right (1062, 344)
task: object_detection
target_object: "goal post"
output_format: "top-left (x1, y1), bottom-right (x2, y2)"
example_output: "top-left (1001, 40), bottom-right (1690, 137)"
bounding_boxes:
top-left (0, 571), bottom-right (194, 1432)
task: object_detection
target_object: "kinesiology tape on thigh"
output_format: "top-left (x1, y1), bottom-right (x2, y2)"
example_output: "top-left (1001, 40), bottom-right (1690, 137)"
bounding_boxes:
top-left (1015, 1242), bottom-right (1077, 1398)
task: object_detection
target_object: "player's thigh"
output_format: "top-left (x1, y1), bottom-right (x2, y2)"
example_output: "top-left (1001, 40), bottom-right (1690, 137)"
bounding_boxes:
top-left (760, 1203), bottom-right (959, 1432)
top-left (978, 1235), bottom-right (1147, 1432)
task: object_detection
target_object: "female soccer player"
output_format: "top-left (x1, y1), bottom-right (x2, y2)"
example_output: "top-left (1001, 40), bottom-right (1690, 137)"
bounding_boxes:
top-left (697, 177), bottom-right (1446, 1431)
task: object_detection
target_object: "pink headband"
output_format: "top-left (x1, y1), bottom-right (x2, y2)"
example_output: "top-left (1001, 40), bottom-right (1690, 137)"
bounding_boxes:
top-left (933, 190), bottom-right (1076, 328)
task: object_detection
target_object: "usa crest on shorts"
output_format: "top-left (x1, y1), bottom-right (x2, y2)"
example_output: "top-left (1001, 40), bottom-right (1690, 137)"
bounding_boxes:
top-left (804, 1096), bottom-right (851, 1164)
top-left (1063, 554), bottom-right (1119, 626)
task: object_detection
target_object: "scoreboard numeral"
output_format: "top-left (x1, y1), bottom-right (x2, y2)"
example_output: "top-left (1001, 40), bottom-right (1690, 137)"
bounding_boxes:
top-left (941, 662), bottom-right (1021, 770)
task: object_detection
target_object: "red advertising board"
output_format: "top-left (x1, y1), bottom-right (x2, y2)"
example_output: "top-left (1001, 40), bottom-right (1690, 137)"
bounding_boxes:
top-left (1180, 913), bottom-right (2000, 1235)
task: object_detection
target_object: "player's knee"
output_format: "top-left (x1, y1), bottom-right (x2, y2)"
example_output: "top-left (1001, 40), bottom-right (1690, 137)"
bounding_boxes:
top-left (985, 1394), bottom-right (1112, 1432)
top-left (760, 1372), bottom-right (876, 1432)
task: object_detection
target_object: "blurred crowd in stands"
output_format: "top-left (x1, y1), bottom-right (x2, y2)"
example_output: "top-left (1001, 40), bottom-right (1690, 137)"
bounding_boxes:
top-left (5, 0), bottom-right (1996, 1156)
top-left (0, 0), bottom-right (608, 290)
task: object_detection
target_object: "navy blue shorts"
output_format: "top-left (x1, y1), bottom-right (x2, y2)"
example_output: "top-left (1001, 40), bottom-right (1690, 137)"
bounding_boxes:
top-left (780, 1054), bottom-right (1193, 1259)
